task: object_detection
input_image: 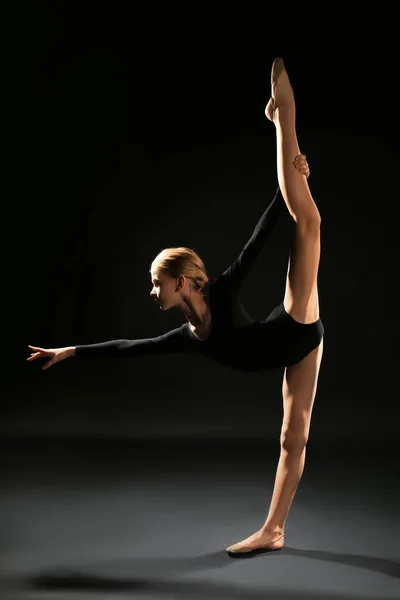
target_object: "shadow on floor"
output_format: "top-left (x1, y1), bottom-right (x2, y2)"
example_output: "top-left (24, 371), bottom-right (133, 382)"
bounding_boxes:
top-left (22, 545), bottom-right (399, 599)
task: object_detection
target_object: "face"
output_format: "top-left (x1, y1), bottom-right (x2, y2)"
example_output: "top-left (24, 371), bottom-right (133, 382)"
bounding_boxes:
top-left (150, 269), bottom-right (182, 311)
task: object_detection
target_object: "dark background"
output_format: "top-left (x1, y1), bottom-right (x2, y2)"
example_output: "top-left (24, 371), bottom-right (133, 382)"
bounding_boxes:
top-left (3, 6), bottom-right (399, 445)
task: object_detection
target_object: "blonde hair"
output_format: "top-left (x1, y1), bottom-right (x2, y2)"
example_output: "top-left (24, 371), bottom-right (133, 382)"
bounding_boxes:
top-left (150, 247), bottom-right (209, 294)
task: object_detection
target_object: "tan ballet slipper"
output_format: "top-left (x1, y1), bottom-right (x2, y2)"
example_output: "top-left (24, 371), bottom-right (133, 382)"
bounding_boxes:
top-left (226, 532), bottom-right (284, 555)
top-left (265, 57), bottom-right (294, 121)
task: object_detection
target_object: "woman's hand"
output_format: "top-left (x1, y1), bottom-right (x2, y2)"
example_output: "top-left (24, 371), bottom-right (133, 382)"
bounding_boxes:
top-left (293, 154), bottom-right (310, 178)
top-left (26, 345), bottom-right (75, 370)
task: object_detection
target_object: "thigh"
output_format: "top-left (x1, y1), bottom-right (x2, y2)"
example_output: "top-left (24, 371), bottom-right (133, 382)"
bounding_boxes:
top-left (283, 223), bottom-right (321, 324)
top-left (281, 338), bottom-right (324, 442)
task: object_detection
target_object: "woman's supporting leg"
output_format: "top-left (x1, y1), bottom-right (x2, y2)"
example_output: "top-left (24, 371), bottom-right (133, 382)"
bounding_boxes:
top-left (226, 340), bottom-right (323, 554)
top-left (261, 338), bottom-right (324, 535)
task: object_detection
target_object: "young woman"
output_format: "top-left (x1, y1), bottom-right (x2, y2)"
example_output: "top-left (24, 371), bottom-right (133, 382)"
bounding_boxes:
top-left (27, 58), bottom-right (323, 555)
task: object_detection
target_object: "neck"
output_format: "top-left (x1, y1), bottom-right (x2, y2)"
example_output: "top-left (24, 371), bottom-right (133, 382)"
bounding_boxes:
top-left (180, 292), bottom-right (210, 328)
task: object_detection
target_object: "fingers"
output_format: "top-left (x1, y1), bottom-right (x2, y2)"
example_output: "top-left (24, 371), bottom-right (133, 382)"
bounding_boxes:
top-left (27, 345), bottom-right (58, 370)
top-left (293, 154), bottom-right (310, 178)
top-left (26, 353), bottom-right (40, 361)
top-left (293, 155), bottom-right (308, 168)
top-left (26, 345), bottom-right (51, 362)
top-left (26, 352), bottom-right (54, 369)
top-left (294, 154), bottom-right (307, 162)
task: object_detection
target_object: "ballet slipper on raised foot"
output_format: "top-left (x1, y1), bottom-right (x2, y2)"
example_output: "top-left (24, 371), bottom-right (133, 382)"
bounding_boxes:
top-left (265, 57), bottom-right (294, 121)
top-left (226, 532), bottom-right (284, 556)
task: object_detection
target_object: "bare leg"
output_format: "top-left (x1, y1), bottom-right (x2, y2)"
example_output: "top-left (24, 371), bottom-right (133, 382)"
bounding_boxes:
top-left (262, 339), bottom-right (324, 534)
top-left (226, 340), bottom-right (323, 554)
top-left (269, 58), bottom-right (321, 325)
top-left (266, 58), bottom-right (320, 225)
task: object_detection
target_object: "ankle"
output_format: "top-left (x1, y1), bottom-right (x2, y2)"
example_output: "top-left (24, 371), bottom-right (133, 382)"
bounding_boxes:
top-left (273, 107), bottom-right (296, 130)
top-left (262, 523), bottom-right (284, 536)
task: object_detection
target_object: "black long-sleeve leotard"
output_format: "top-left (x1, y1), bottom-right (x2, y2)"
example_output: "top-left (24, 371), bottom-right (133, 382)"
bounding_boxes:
top-left (75, 187), bottom-right (324, 371)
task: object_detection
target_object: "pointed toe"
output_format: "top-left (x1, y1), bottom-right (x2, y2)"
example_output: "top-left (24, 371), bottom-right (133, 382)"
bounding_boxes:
top-left (271, 57), bottom-right (286, 86)
top-left (226, 542), bottom-right (253, 553)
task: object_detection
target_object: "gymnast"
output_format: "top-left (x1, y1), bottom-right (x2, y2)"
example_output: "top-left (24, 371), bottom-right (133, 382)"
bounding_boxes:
top-left (27, 58), bottom-right (324, 555)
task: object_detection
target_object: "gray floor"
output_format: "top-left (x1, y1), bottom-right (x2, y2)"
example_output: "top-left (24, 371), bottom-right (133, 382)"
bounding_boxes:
top-left (1, 438), bottom-right (399, 599)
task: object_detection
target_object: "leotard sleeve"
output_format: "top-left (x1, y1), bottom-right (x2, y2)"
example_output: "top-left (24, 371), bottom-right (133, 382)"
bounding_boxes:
top-left (75, 325), bottom-right (188, 358)
top-left (220, 186), bottom-right (285, 288)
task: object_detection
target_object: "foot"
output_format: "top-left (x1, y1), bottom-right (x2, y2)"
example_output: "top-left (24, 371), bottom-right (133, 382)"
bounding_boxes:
top-left (265, 57), bottom-right (294, 121)
top-left (226, 528), bottom-right (284, 555)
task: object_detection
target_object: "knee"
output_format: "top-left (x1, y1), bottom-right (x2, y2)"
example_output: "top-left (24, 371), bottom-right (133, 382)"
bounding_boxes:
top-left (280, 426), bottom-right (308, 453)
top-left (297, 210), bottom-right (321, 232)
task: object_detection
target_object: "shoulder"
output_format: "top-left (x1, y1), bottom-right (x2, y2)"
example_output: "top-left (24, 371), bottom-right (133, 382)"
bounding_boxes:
top-left (157, 325), bottom-right (187, 342)
top-left (207, 276), bottom-right (223, 289)
top-left (208, 273), bottom-right (231, 291)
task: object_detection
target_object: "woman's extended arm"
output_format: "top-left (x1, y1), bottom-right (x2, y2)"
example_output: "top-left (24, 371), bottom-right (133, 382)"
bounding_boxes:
top-left (27, 326), bottom-right (189, 370)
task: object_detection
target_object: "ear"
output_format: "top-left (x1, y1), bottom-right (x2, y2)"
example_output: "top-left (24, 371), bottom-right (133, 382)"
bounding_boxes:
top-left (176, 275), bottom-right (185, 291)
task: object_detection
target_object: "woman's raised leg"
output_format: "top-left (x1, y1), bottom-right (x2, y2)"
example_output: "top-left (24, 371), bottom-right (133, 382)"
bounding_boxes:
top-left (267, 58), bottom-right (321, 325)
